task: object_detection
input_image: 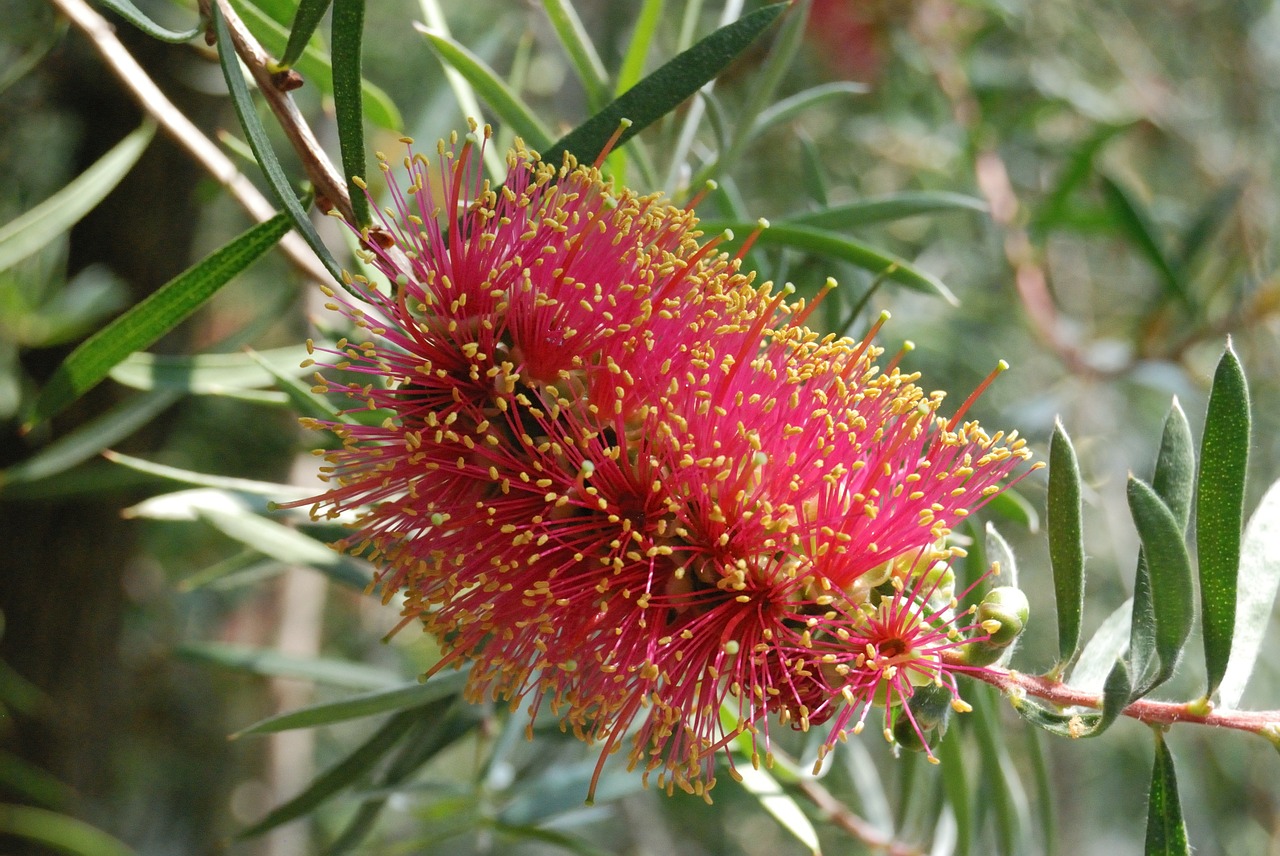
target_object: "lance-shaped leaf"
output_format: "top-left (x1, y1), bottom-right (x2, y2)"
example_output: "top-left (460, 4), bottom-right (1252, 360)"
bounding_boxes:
top-left (22, 213), bottom-right (290, 428)
top-left (1047, 420), bottom-right (1086, 667)
top-left (1130, 399), bottom-right (1195, 697)
top-left (1099, 173), bottom-right (1186, 309)
top-left (279, 0), bottom-right (333, 68)
top-left (1197, 342), bottom-right (1250, 699)
top-left (237, 708), bottom-right (418, 838)
top-left (331, 0), bottom-right (370, 226)
top-left (1217, 477), bottom-right (1280, 709)
top-left (99, 0), bottom-right (202, 43)
top-left (1145, 730), bottom-right (1189, 856)
top-left (985, 522), bottom-right (1019, 588)
top-left (0, 121), bottom-right (153, 272)
top-left (201, 507), bottom-right (370, 589)
top-left (212, 5), bottom-right (342, 282)
top-left (698, 221), bottom-right (958, 304)
top-left (0, 805), bottom-right (139, 856)
top-left (784, 191), bottom-right (987, 231)
top-left (541, 0), bottom-right (610, 110)
top-left (177, 642), bottom-right (399, 690)
top-left (542, 3), bottom-right (787, 166)
top-left (417, 30), bottom-right (554, 151)
top-left (1128, 477), bottom-right (1194, 687)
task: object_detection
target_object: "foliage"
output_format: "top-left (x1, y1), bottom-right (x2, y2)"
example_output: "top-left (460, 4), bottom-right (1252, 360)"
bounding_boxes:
top-left (3, 1), bottom-right (1279, 855)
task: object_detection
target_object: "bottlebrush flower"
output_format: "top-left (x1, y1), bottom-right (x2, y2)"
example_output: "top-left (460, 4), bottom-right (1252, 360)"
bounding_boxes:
top-left (296, 124), bottom-right (1035, 800)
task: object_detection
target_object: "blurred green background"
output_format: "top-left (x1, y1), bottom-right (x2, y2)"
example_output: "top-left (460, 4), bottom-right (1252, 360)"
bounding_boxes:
top-left (1, 0), bottom-right (1278, 853)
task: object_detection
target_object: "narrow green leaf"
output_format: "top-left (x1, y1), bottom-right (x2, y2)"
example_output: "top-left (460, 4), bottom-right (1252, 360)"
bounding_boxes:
top-left (232, 669), bottom-right (470, 736)
top-left (103, 450), bottom-right (314, 499)
top-left (1130, 399), bottom-right (1195, 697)
top-left (177, 642), bottom-right (399, 689)
top-left (213, 5), bottom-right (343, 282)
top-left (1023, 725), bottom-right (1057, 856)
top-left (107, 345), bottom-right (312, 393)
top-left (22, 214), bottom-right (290, 428)
top-left (1030, 123), bottom-right (1127, 237)
top-left (1180, 178), bottom-right (1245, 269)
top-left (417, 31), bottom-right (554, 150)
top-left (201, 508), bottom-right (370, 589)
top-left (969, 686), bottom-right (1027, 855)
top-left (242, 346), bottom-right (346, 422)
top-left (785, 192), bottom-right (988, 231)
top-left (1099, 174), bottom-right (1186, 308)
top-left (750, 81), bottom-right (868, 137)
top-left (936, 723), bottom-right (971, 856)
top-left (1069, 599), bottom-right (1132, 694)
top-left (736, 766), bottom-right (821, 856)
top-left (615, 0), bottom-right (664, 96)
top-left (0, 804), bottom-right (138, 856)
top-left (99, 0), bottom-right (202, 43)
top-left (1008, 695), bottom-right (1101, 738)
top-left (984, 523), bottom-right (1019, 589)
top-left (0, 752), bottom-right (75, 809)
top-left (542, 4), bottom-right (787, 167)
top-left (280, 0), bottom-right (334, 68)
top-left (331, 0), bottom-right (370, 226)
top-left (0, 122), bottom-right (154, 272)
top-left (1128, 477), bottom-right (1195, 687)
top-left (797, 134), bottom-right (828, 206)
top-left (1145, 731), bottom-right (1189, 856)
top-left (698, 221), bottom-right (959, 304)
top-left (3, 391), bottom-right (177, 490)
top-left (1197, 342), bottom-right (1250, 699)
top-left (985, 487), bottom-right (1039, 532)
top-left (1218, 477), bottom-right (1280, 708)
top-left (1047, 420), bottom-right (1086, 667)
top-left (238, 710), bottom-right (417, 838)
top-left (541, 0), bottom-right (611, 110)
top-left (229, 0), bottom-right (402, 131)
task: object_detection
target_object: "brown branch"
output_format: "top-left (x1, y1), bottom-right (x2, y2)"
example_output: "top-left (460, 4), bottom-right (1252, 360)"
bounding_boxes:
top-left (199, 0), bottom-right (355, 223)
top-left (952, 655), bottom-right (1280, 741)
top-left (48, 0), bottom-right (332, 285)
top-left (795, 778), bottom-right (926, 856)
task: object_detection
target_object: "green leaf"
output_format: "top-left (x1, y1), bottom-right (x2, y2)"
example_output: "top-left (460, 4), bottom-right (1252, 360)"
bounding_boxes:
top-left (1197, 342), bottom-right (1250, 699)
top-left (984, 522), bottom-right (1018, 588)
top-left (331, 0), bottom-right (370, 226)
top-left (1047, 419), bottom-right (1086, 667)
top-left (201, 508), bottom-right (370, 589)
top-left (213, 4), bottom-right (343, 282)
top-left (22, 214), bottom-right (290, 428)
top-left (1130, 399), bottom-right (1195, 697)
top-left (1217, 477), bottom-right (1280, 708)
top-left (936, 721), bottom-right (971, 856)
top-left (1128, 477), bottom-right (1195, 688)
top-left (99, 0), bottom-right (202, 43)
top-left (1008, 694), bottom-right (1101, 738)
top-left (0, 121), bottom-right (154, 272)
top-left (107, 345), bottom-right (312, 393)
top-left (750, 81), bottom-right (868, 138)
top-left (238, 710), bottom-right (418, 838)
top-left (1145, 731), bottom-right (1189, 856)
top-left (1069, 599), bottom-right (1131, 694)
top-left (229, 0), bottom-right (401, 130)
top-left (615, 0), bottom-right (664, 96)
top-left (985, 487), bottom-right (1039, 533)
top-left (1023, 727), bottom-right (1057, 856)
top-left (1180, 178), bottom-right (1245, 269)
top-left (785, 192), bottom-right (987, 231)
top-left (0, 752), bottom-right (75, 809)
top-left (177, 642), bottom-right (399, 689)
top-left (280, 0), bottom-right (333, 68)
top-left (104, 450), bottom-right (314, 499)
top-left (417, 31), bottom-right (554, 151)
top-left (1030, 123), bottom-right (1127, 237)
top-left (542, 3), bottom-right (787, 167)
top-left (969, 686), bottom-right (1028, 854)
top-left (0, 804), bottom-right (139, 856)
top-left (734, 766), bottom-right (822, 856)
top-left (1099, 173), bottom-right (1186, 308)
top-left (3, 391), bottom-right (177, 491)
top-left (242, 346), bottom-right (346, 422)
top-left (698, 221), bottom-right (958, 304)
top-left (541, 0), bottom-right (611, 110)
top-left (232, 669), bottom-right (470, 736)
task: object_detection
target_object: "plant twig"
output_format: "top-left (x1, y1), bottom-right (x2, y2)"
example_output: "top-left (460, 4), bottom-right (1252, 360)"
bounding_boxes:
top-left (200, 0), bottom-right (355, 223)
top-left (48, 0), bottom-right (332, 285)
top-left (795, 778), bottom-right (926, 856)
top-left (953, 655), bottom-right (1280, 742)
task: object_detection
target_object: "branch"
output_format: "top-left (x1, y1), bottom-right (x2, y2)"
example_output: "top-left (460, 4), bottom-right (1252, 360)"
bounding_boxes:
top-left (794, 778), bottom-right (926, 856)
top-left (48, 0), bottom-right (331, 285)
top-left (200, 0), bottom-right (356, 223)
top-left (954, 655), bottom-right (1280, 742)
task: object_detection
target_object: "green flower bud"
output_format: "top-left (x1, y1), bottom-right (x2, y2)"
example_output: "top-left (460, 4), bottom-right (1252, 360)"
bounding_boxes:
top-left (958, 586), bottom-right (1030, 666)
top-left (892, 683), bottom-right (955, 752)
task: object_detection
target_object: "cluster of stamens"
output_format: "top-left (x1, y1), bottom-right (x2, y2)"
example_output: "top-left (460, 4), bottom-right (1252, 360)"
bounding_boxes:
top-left (296, 124), bottom-right (1034, 800)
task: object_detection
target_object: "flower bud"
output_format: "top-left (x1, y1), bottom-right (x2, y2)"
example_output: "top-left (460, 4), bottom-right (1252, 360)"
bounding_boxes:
top-left (959, 586), bottom-right (1029, 666)
top-left (892, 683), bottom-right (954, 752)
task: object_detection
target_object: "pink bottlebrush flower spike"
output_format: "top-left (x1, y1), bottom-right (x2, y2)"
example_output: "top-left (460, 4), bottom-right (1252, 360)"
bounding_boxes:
top-left (295, 123), bottom-right (1035, 800)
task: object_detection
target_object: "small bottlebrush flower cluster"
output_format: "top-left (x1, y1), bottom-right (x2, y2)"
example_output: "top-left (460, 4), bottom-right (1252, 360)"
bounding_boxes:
top-left (299, 126), bottom-right (1034, 799)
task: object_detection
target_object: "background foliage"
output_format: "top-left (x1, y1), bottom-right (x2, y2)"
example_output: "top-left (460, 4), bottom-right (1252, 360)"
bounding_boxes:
top-left (2, 0), bottom-right (1279, 854)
